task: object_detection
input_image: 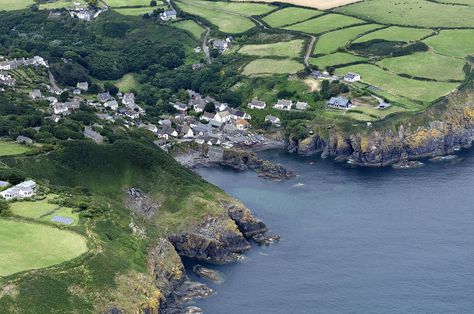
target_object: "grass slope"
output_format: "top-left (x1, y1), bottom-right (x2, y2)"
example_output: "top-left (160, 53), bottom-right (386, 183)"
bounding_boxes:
top-left (337, 0), bottom-right (474, 28)
top-left (353, 26), bottom-right (434, 44)
top-left (113, 7), bottom-right (155, 16)
top-left (335, 64), bottom-right (459, 102)
top-left (105, 0), bottom-right (152, 7)
top-left (243, 58), bottom-right (304, 76)
top-left (10, 201), bottom-right (59, 219)
top-left (262, 7), bottom-right (323, 28)
top-left (310, 52), bottom-right (367, 68)
top-left (171, 20), bottom-right (205, 40)
top-left (238, 40), bottom-right (305, 58)
top-left (284, 14), bottom-right (365, 35)
top-left (314, 24), bottom-right (382, 55)
top-left (0, 0), bottom-right (34, 11)
top-left (178, 0), bottom-right (275, 16)
top-left (0, 142), bottom-right (30, 157)
top-left (377, 52), bottom-right (467, 81)
top-left (424, 30), bottom-right (474, 58)
top-left (0, 219), bottom-right (87, 277)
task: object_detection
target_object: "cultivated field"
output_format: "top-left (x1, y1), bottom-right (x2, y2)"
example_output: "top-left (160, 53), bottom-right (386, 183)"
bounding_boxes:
top-left (240, 0), bottom-right (362, 10)
top-left (376, 52), bottom-right (467, 81)
top-left (354, 26), bottom-right (434, 44)
top-left (0, 0), bottom-right (34, 11)
top-left (0, 220), bottom-right (87, 277)
top-left (262, 7), bottom-right (323, 28)
top-left (113, 7), bottom-right (154, 16)
top-left (175, 1), bottom-right (256, 33)
top-left (284, 14), bottom-right (364, 35)
top-left (424, 30), bottom-right (474, 58)
top-left (310, 52), bottom-right (367, 68)
top-left (0, 141), bottom-right (30, 157)
top-left (314, 24), bottom-right (382, 55)
top-left (172, 20), bottom-right (205, 40)
top-left (243, 59), bottom-right (304, 76)
top-left (238, 40), bottom-right (305, 58)
top-left (336, 0), bottom-right (474, 28)
top-left (335, 64), bottom-right (459, 103)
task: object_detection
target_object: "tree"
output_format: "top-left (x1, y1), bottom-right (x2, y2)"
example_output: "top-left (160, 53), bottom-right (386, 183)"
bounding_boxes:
top-left (87, 0), bottom-right (98, 8)
top-left (150, 0), bottom-right (157, 6)
top-left (0, 199), bottom-right (10, 217)
top-left (204, 102), bottom-right (215, 113)
top-left (89, 83), bottom-right (101, 94)
top-left (59, 90), bottom-right (70, 102)
top-left (104, 82), bottom-right (119, 96)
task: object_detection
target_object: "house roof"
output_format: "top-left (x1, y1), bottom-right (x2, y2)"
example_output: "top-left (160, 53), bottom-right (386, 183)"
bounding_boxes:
top-left (328, 96), bottom-right (350, 107)
top-left (277, 99), bottom-right (292, 106)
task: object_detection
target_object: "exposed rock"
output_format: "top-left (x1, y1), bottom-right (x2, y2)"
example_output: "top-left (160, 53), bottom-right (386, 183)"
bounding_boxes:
top-left (124, 188), bottom-right (160, 219)
top-left (252, 233), bottom-right (281, 246)
top-left (169, 214), bottom-right (250, 264)
top-left (175, 281), bottom-right (214, 302)
top-left (193, 264), bottom-right (224, 283)
top-left (224, 201), bottom-right (267, 237)
top-left (185, 306), bottom-right (203, 314)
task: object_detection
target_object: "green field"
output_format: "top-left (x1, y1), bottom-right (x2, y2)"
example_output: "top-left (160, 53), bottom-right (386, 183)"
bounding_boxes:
top-left (0, 0), bottom-right (35, 11)
top-left (0, 141), bottom-right (31, 157)
top-left (354, 26), bottom-right (434, 44)
top-left (175, 1), bottom-right (256, 33)
top-left (335, 64), bottom-right (459, 102)
top-left (377, 52), bottom-right (467, 81)
top-left (337, 0), bottom-right (474, 28)
top-left (178, 0), bottom-right (275, 16)
top-left (284, 14), bottom-right (365, 35)
top-left (238, 40), bottom-right (305, 58)
top-left (113, 7), bottom-right (154, 16)
top-left (433, 0), bottom-right (472, 4)
top-left (105, 0), bottom-right (153, 7)
top-left (10, 201), bottom-right (59, 219)
top-left (38, 0), bottom-right (85, 10)
top-left (310, 52), bottom-right (367, 69)
top-left (314, 24), bottom-right (382, 55)
top-left (243, 59), bottom-right (304, 76)
top-left (112, 73), bottom-right (140, 92)
top-left (42, 207), bottom-right (80, 226)
top-left (424, 30), bottom-right (474, 58)
top-left (171, 20), bottom-right (205, 40)
top-left (0, 219), bottom-right (87, 277)
top-left (262, 7), bottom-right (323, 28)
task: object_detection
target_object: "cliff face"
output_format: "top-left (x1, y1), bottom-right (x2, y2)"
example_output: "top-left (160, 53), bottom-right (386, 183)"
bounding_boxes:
top-left (288, 89), bottom-right (474, 166)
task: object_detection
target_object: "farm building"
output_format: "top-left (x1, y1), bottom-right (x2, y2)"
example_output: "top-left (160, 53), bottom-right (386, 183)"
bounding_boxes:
top-left (327, 96), bottom-right (352, 109)
top-left (343, 72), bottom-right (361, 82)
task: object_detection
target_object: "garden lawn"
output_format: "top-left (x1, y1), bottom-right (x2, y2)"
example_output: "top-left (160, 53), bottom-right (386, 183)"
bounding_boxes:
top-left (284, 14), bottom-right (365, 35)
top-left (0, 0), bottom-right (34, 10)
top-left (113, 7), bottom-right (155, 16)
top-left (262, 7), bottom-right (323, 28)
top-left (0, 219), bottom-right (88, 277)
top-left (424, 30), bottom-right (474, 58)
top-left (243, 59), bottom-right (304, 76)
top-left (238, 40), bottom-right (305, 58)
top-left (42, 207), bottom-right (80, 226)
top-left (335, 64), bottom-right (459, 102)
top-left (10, 201), bottom-right (59, 219)
top-left (314, 24), bottom-right (382, 54)
top-left (377, 52), bottom-right (467, 81)
top-left (0, 141), bottom-right (30, 157)
top-left (175, 1), bottom-right (256, 33)
top-left (336, 0), bottom-right (474, 28)
top-left (178, 0), bottom-right (275, 16)
top-left (310, 52), bottom-right (367, 68)
top-left (354, 26), bottom-right (434, 44)
top-left (171, 20), bottom-right (205, 40)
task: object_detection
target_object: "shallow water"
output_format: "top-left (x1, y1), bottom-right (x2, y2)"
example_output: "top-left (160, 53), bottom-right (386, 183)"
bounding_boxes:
top-left (189, 150), bottom-right (474, 314)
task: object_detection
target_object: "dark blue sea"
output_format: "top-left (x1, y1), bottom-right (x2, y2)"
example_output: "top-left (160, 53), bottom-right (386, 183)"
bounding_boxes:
top-left (189, 150), bottom-right (474, 314)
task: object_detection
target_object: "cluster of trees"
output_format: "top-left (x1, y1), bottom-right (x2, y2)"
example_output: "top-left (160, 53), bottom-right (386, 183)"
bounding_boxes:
top-left (320, 80), bottom-right (349, 100)
top-left (349, 39), bottom-right (429, 57)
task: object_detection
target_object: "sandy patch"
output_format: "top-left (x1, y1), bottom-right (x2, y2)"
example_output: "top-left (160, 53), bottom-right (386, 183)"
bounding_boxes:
top-left (304, 78), bottom-right (321, 92)
top-left (239, 0), bottom-right (362, 10)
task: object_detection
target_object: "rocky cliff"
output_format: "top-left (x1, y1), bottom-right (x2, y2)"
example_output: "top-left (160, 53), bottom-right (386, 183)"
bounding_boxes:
top-left (288, 84), bottom-right (474, 166)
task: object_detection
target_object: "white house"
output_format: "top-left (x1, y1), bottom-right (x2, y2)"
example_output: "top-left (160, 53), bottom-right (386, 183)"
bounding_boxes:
top-left (105, 100), bottom-right (118, 110)
top-left (160, 9), bottom-right (177, 21)
top-left (343, 72), bottom-right (361, 82)
top-left (295, 101), bottom-right (309, 111)
top-left (122, 93), bottom-right (135, 107)
top-left (265, 115), bottom-right (281, 126)
top-left (214, 111), bottom-right (231, 123)
top-left (248, 99), bottom-right (266, 110)
top-left (0, 180), bottom-right (36, 200)
top-left (273, 99), bottom-right (293, 111)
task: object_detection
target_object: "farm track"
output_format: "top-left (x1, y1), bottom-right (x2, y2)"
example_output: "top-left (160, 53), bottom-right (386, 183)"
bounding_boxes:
top-left (304, 35), bottom-right (316, 67)
top-left (199, 21), bottom-right (212, 64)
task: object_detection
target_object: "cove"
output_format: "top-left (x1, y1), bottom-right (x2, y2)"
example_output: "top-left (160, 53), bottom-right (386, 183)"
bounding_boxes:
top-left (187, 149), bottom-right (474, 313)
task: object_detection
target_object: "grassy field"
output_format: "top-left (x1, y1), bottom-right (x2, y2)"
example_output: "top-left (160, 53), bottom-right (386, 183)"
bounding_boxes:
top-left (314, 24), bottom-right (382, 55)
top-left (0, 141), bottom-right (31, 157)
top-left (243, 59), bottom-right (304, 76)
top-left (112, 73), bottom-right (140, 92)
top-left (0, 219), bottom-right (87, 277)
top-left (284, 14), bottom-right (365, 35)
top-left (171, 20), bottom-right (205, 40)
top-left (239, 0), bottom-right (362, 10)
top-left (262, 7), bottom-right (323, 28)
top-left (424, 30), bottom-right (474, 58)
top-left (113, 7), bottom-right (155, 16)
top-left (10, 201), bottom-right (59, 219)
top-left (104, 0), bottom-right (153, 7)
top-left (175, 1), bottom-right (256, 33)
top-left (178, 0), bottom-right (275, 16)
top-left (376, 52), bottom-right (467, 81)
top-left (337, 0), bottom-right (474, 28)
top-left (238, 40), bottom-right (305, 58)
top-left (335, 64), bottom-right (459, 102)
top-left (310, 52), bottom-right (367, 69)
top-left (42, 207), bottom-right (80, 226)
top-left (0, 0), bottom-right (35, 10)
top-left (353, 26), bottom-right (434, 44)
top-left (38, 0), bottom-right (85, 10)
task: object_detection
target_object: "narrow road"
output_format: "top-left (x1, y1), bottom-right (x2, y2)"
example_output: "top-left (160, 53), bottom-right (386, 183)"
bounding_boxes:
top-left (304, 35), bottom-right (316, 67)
top-left (198, 21), bottom-right (212, 64)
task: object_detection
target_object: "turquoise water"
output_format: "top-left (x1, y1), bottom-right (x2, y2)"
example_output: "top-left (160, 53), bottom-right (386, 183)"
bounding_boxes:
top-left (190, 150), bottom-right (474, 314)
